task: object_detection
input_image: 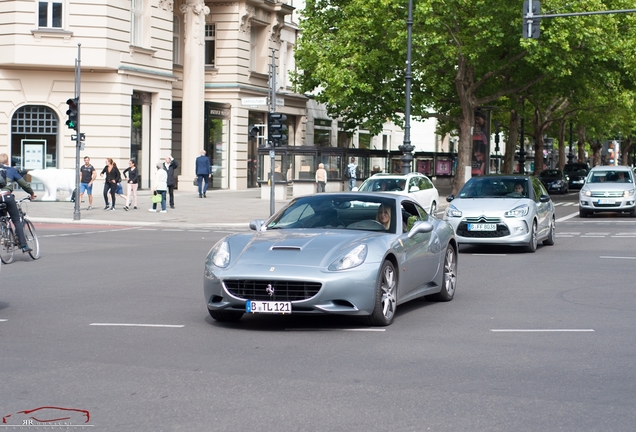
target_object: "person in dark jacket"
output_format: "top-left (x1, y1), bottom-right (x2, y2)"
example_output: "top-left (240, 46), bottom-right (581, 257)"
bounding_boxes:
top-left (0, 153), bottom-right (37, 252)
top-left (163, 155), bottom-right (178, 209)
top-left (99, 158), bottom-right (121, 211)
top-left (122, 159), bottom-right (139, 210)
top-left (195, 150), bottom-right (211, 198)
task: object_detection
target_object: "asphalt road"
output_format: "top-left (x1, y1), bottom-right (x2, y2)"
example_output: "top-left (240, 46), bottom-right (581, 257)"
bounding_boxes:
top-left (1, 191), bottom-right (636, 431)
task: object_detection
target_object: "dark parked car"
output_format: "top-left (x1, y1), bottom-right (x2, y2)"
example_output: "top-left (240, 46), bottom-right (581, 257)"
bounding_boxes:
top-left (539, 169), bottom-right (569, 194)
top-left (563, 163), bottom-right (590, 189)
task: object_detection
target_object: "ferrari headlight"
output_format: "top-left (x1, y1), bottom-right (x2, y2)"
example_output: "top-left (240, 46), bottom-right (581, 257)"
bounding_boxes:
top-left (209, 240), bottom-right (230, 268)
top-left (623, 188), bottom-right (635, 197)
top-left (445, 205), bottom-right (462, 218)
top-left (504, 204), bottom-right (529, 218)
top-left (329, 244), bottom-right (367, 271)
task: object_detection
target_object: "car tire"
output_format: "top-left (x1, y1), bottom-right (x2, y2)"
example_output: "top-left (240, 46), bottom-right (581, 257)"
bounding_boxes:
top-left (366, 260), bottom-right (397, 326)
top-left (429, 244), bottom-right (457, 302)
top-left (630, 207), bottom-right (636, 218)
top-left (543, 216), bottom-right (555, 246)
top-left (526, 220), bottom-right (537, 253)
top-left (208, 309), bottom-right (243, 322)
top-left (579, 208), bottom-right (588, 218)
top-left (429, 201), bottom-right (437, 216)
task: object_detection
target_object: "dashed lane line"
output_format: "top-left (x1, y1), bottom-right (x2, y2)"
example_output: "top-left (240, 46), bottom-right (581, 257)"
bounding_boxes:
top-left (89, 323), bottom-right (184, 328)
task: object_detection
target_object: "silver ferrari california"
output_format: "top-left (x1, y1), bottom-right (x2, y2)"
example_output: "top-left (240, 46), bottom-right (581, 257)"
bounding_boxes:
top-left (204, 193), bottom-right (457, 326)
top-left (444, 175), bottom-right (556, 252)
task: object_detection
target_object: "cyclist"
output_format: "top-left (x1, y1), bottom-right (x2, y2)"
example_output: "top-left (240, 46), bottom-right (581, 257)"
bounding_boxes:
top-left (0, 153), bottom-right (37, 253)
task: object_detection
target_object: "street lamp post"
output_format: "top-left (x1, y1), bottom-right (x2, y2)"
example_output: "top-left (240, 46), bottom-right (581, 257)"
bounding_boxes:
top-left (519, 115), bottom-right (526, 174)
top-left (398, 0), bottom-right (414, 174)
top-left (494, 121), bottom-right (500, 173)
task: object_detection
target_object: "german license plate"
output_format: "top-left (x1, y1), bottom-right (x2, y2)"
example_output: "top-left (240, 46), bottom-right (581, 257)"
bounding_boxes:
top-left (246, 300), bottom-right (292, 314)
top-left (597, 199), bottom-right (616, 204)
top-left (467, 223), bottom-right (496, 231)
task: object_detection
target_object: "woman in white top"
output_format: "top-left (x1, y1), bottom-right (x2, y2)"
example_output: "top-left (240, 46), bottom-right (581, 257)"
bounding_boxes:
top-left (150, 162), bottom-right (168, 212)
top-left (315, 163), bottom-right (327, 193)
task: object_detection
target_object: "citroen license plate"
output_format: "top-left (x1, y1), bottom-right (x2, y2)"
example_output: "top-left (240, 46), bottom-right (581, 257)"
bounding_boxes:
top-left (246, 300), bottom-right (292, 314)
top-left (467, 223), bottom-right (496, 231)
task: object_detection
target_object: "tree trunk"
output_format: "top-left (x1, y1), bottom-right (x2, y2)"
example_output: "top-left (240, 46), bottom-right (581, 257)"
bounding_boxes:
top-left (532, 108), bottom-right (551, 175)
top-left (577, 124), bottom-right (586, 164)
top-left (451, 57), bottom-right (476, 195)
top-left (557, 117), bottom-right (566, 170)
top-left (590, 139), bottom-right (603, 166)
top-left (502, 109), bottom-right (519, 174)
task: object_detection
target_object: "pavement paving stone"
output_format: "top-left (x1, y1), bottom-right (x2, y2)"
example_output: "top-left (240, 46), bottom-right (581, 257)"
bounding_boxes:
top-left (24, 184), bottom-right (451, 229)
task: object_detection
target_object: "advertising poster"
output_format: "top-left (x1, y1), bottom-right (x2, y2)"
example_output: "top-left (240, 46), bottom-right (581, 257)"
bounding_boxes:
top-left (22, 141), bottom-right (45, 170)
top-left (472, 111), bottom-right (490, 176)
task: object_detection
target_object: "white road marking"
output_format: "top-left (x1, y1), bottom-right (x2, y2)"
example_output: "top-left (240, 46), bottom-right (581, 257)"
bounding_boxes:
top-left (286, 328), bottom-right (386, 332)
top-left (472, 254), bottom-right (507, 256)
top-left (187, 230), bottom-right (210, 232)
top-left (89, 323), bottom-right (184, 328)
top-left (162, 229), bottom-right (185, 232)
top-left (138, 228), bottom-right (159, 231)
top-left (556, 212), bottom-right (579, 222)
top-left (0, 319), bottom-right (7, 322)
top-left (600, 256), bottom-right (636, 260)
top-left (491, 329), bottom-right (594, 332)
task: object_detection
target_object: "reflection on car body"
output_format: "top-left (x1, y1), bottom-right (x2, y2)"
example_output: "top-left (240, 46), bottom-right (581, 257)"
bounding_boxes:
top-left (204, 193), bottom-right (457, 326)
top-left (444, 175), bottom-right (556, 252)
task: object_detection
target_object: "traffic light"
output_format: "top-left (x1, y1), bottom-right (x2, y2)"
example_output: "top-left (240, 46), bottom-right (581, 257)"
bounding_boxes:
top-left (522, 1), bottom-right (541, 39)
top-left (66, 97), bottom-right (79, 130)
top-left (248, 124), bottom-right (260, 138)
top-left (268, 112), bottom-right (287, 147)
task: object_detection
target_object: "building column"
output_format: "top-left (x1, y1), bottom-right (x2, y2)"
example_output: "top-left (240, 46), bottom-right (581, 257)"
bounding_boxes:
top-left (179, 1), bottom-right (209, 190)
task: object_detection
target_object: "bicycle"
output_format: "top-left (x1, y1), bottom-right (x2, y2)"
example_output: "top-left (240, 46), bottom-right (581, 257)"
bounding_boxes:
top-left (0, 196), bottom-right (40, 263)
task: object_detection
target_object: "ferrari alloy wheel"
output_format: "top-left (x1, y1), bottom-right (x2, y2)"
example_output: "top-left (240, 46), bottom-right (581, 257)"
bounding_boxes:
top-left (430, 244), bottom-right (457, 302)
top-left (526, 220), bottom-right (538, 253)
top-left (367, 260), bottom-right (397, 326)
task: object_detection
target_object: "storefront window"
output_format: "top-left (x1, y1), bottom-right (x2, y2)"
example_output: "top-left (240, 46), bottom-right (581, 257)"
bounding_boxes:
top-left (314, 128), bottom-right (331, 146)
top-left (416, 159), bottom-right (433, 176)
top-left (293, 154), bottom-right (316, 181)
top-left (259, 152), bottom-right (288, 182)
top-left (320, 153), bottom-right (342, 179)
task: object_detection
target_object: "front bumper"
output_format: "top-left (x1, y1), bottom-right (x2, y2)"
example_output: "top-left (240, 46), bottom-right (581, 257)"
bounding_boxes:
top-left (579, 196), bottom-right (636, 213)
top-left (447, 217), bottom-right (532, 246)
top-left (204, 262), bottom-right (380, 316)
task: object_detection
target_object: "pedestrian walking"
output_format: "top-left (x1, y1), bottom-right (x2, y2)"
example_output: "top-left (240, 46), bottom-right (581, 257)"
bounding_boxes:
top-left (315, 163), bottom-right (327, 193)
top-left (79, 156), bottom-right (96, 210)
top-left (99, 158), bottom-right (121, 211)
top-left (195, 150), bottom-right (211, 198)
top-left (346, 157), bottom-right (359, 191)
top-left (163, 155), bottom-right (178, 209)
top-left (122, 159), bottom-right (138, 210)
top-left (150, 162), bottom-right (168, 213)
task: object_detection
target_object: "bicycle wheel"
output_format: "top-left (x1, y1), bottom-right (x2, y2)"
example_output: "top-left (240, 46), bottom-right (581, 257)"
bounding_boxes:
top-left (0, 223), bottom-right (15, 264)
top-left (24, 219), bottom-right (40, 260)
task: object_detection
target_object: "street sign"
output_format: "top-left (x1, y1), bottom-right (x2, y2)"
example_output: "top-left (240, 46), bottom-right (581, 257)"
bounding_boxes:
top-left (242, 97), bottom-right (267, 106)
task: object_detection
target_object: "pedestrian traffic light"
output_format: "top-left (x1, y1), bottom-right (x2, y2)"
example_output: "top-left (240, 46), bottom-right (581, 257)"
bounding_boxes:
top-left (268, 112), bottom-right (287, 147)
top-left (66, 97), bottom-right (79, 130)
top-left (522, 1), bottom-right (541, 39)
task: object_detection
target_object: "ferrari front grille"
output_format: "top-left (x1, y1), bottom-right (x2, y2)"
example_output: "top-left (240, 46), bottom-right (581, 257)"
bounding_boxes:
top-left (223, 280), bottom-right (322, 301)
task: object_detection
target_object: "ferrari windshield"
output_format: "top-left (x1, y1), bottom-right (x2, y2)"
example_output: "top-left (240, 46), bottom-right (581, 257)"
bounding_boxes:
top-left (266, 195), bottom-right (398, 233)
top-left (458, 177), bottom-right (531, 198)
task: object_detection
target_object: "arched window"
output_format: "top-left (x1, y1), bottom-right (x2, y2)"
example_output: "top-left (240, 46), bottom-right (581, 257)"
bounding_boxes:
top-left (11, 105), bottom-right (59, 169)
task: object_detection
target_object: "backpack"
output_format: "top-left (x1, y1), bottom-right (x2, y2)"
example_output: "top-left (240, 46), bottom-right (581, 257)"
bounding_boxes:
top-left (0, 166), bottom-right (7, 188)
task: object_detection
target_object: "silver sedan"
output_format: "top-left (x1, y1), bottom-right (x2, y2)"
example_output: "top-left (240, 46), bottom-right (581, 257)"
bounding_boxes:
top-left (204, 193), bottom-right (457, 326)
top-left (444, 175), bottom-right (555, 252)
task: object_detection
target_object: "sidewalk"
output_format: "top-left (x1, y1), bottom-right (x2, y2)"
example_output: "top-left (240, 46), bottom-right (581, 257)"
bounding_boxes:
top-left (25, 185), bottom-right (451, 229)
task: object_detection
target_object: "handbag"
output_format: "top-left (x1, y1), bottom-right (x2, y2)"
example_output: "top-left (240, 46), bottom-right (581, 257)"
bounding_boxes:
top-left (193, 176), bottom-right (198, 186)
top-left (151, 191), bottom-right (162, 204)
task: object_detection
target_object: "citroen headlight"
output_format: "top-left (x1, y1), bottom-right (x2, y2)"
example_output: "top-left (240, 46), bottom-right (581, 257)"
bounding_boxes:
top-left (581, 188), bottom-right (592, 197)
top-left (445, 205), bottom-right (462, 218)
top-left (209, 240), bottom-right (230, 268)
top-left (504, 204), bottom-right (529, 218)
top-left (329, 244), bottom-right (367, 271)
top-left (623, 189), bottom-right (635, 197)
